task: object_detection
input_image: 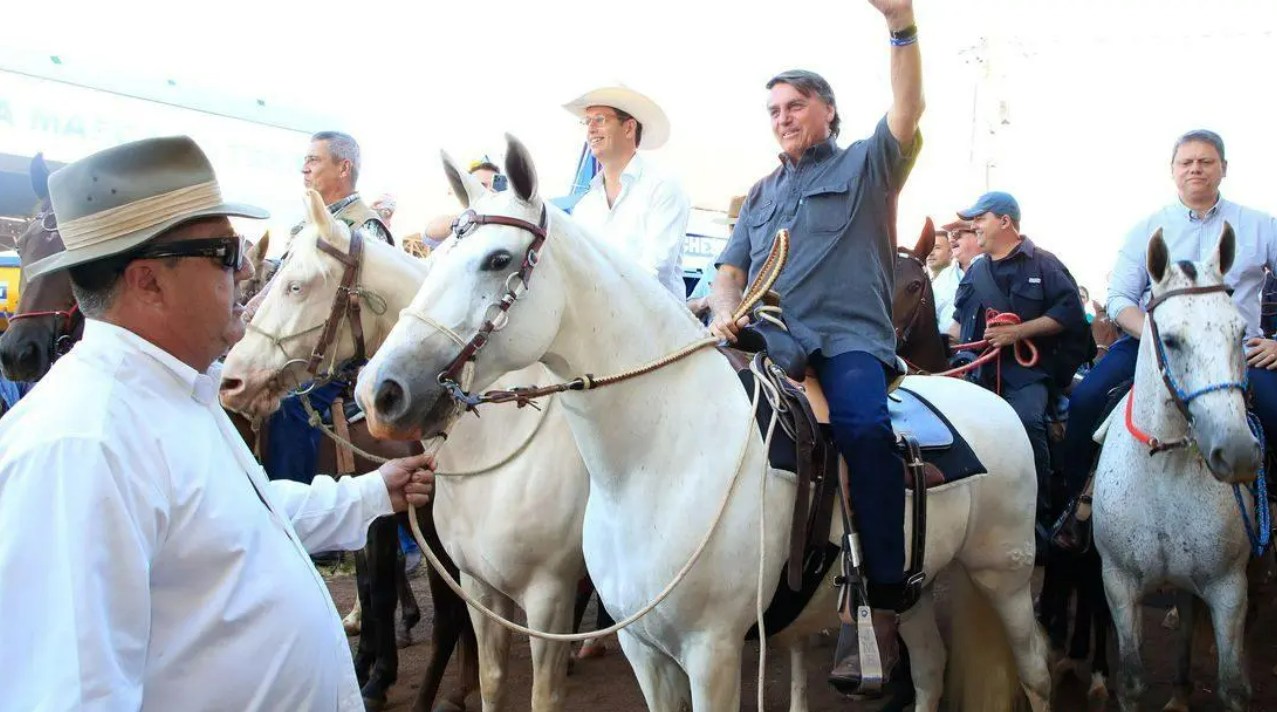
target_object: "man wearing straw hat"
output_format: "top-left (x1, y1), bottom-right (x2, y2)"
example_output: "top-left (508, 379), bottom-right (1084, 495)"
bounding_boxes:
top-left (0, 136), bottom-right (435, 710)
top-left (564, 84), bottom-right (692, 298)
top-left (709, 0), bottom-right (924, 695)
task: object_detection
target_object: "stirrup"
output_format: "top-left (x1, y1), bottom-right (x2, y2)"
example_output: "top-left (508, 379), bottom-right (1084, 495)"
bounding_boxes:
top-left (1049, 495), bottom-right (1093, 553)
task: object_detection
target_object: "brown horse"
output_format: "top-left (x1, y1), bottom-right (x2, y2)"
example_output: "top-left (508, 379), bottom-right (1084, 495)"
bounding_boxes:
top-left (0, 154), bottom-right (478, 712)
top-left (892, 218), bottom-right (949, 373)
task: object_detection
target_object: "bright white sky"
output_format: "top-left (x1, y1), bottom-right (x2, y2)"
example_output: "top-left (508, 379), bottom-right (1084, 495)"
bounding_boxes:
top-left (8, 0), bottom-right (1277, 294)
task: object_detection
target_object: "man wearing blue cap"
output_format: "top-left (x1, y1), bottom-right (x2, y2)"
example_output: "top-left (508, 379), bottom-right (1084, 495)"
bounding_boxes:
top-left (949, 191), bottom-right (1087, 522)
top-left (1054, 129), bottom-right (1277, 549)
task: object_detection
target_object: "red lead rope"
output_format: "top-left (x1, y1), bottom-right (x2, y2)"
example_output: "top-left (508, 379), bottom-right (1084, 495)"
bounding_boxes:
top-left (935, 309), bottom-right (1039, 395)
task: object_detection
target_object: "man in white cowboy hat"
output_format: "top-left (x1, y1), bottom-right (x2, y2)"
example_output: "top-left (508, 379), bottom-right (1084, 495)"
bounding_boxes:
top-left (0, 135), bottom-right (436, 711)
top-left (564, 84), bottom-right (692, 298)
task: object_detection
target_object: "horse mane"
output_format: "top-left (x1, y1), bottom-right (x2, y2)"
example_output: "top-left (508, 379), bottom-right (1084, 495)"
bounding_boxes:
top-left (542, 200), bottom-right (706, 335)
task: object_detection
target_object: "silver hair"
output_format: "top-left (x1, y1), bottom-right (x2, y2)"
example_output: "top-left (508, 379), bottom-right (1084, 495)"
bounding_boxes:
top-left (312, 131), bottom-right (362, 186)
top-left (1172, 129), bottom-right (1226, 164)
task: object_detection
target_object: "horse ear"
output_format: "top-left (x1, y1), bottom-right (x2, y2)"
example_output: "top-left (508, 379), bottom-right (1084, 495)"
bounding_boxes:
top-left (30, 152), bottom-right (50, 202)
top-left (247, 231), bottom-right (270, 264)
top-left (912, 217), bottom-right (936, 260)
top-left (503, 133), bottom-right (539, 203)
top-left (441, 151), bottom-right (486, 208)
top-left (1209, 221), bottom-right (1236, 277)
top-left (1147, 228), bottom-right (1169, 284)
top-left (304, 189), bottom-right (342, 240)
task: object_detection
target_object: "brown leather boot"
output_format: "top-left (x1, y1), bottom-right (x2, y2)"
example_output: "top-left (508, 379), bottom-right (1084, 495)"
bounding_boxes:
top-left (827, 608), bottom-right (901, 697)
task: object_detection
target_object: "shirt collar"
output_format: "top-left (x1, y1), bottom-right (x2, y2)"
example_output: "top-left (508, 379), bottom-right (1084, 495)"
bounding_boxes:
top-left (589, 153), bottom-right (644, 190)
top-left (997, 236), bottom-right (1035, 261)
top-left (779, 137), bottom-right (837, 168)
top-left (81, 319), bottom-right (221, 405)
top-left (326, 192), bottom-right (361, 215)
top-left (1180, 194), bottom-right (1223, 222)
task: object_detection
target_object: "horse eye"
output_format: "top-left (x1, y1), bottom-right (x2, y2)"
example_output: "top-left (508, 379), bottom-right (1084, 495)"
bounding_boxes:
top-left (1162, 336), bottom-right (1180, 350)
top-left (908, 281), bottom-right (922, 293)
top-left (482, 250), bottom-right (514, 272)
top-left (288, 282), bottom-right (302, 295)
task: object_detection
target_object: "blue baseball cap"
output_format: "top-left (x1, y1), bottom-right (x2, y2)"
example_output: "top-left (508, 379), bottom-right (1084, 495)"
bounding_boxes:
top-left (956, 191), bottom-right (1020, 223)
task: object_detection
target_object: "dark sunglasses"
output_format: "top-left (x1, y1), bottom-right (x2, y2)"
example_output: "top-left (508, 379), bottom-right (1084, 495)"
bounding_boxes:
top-left (133, 236), bottom-right (245, 271)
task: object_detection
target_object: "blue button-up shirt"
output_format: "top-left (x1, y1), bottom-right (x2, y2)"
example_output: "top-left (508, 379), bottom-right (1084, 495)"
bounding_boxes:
top-left (1107, 196), bottom-right (1277, 339)
top-left (716, 117), bottom-right (920, 366)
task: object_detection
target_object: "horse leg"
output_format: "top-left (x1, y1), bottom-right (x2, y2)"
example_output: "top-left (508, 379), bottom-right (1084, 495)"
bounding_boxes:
top-left (1162, 589), bottom-right (1195, 712)
top-left (523, 584), bottom-right (576, 712)
top-left (785, 637), bottom-right (809, 712)
top-left (897, 587), bottom-right (943, 712)
top-left (462, 574), bottom-right (514, 711)
top-left (615, 630), bottom-right (691, 710)
top-left (1102, 566), bottom-right (1146, 712)
top-left (966, 567), bottom-right (1052, 711)
top-left (395, 515), bottom-right (421, 648)
top-left (344, 595), bottom-right (362, 637)
top-left (353, 549), bottom-right (375, 686)
top-left (1084, 549), bottom-right (1111, 710)
top-left (411, 550), bottom-right (476, 712)
top-left (1203, 573), bottom-right (1251, 712)
top-left (683, 636), bottom-right (743, 712)
top-left (362, 517), bottom-right (402, 711)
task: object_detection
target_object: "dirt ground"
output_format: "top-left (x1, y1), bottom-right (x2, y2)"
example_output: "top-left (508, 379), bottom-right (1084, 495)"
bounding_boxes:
top-left (326, 563), bottom-right (1277, 711)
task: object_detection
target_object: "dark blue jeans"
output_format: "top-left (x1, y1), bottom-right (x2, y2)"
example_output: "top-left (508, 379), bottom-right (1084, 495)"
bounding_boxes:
top-left (811, 350), bottom-right (905, 607)
top-left (1062, 335), bottom-right (1277, 499)
top-left (1002, 379), bottom-right (1051, 511)
top-left (263, 381), bottom-right (347, 484)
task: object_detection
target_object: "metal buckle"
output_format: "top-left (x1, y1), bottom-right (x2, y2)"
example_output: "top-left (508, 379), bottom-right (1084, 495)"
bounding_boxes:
top-left (451, 210), bottom-right (478, 239)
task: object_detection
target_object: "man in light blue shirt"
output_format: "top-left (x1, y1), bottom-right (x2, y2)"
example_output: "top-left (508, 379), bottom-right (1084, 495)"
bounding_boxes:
top-left (1054, 129), bottom-right (1277, 548)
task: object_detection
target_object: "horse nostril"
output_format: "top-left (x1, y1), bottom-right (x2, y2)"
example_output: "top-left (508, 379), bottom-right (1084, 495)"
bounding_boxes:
top-left (374, 378), bottom-right (406, 419)
top-left (220, 377), bottom-right (244, 396)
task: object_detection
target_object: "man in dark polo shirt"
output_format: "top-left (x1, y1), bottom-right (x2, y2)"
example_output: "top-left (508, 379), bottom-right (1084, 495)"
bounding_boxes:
top-left (948, 191), bottom-right (1086, 523)
top-left (708, 0), bottom-right (923, 695)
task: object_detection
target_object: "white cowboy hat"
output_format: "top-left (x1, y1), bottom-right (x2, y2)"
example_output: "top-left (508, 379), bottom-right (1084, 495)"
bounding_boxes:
top-left (563, 85), bottom-right (671, 150)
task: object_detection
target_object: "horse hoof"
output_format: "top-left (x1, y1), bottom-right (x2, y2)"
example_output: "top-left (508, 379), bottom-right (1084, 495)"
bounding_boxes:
top-left (1087, 672), bottom-right (1109, 709)
top-left (1051, 657), bottom-right (1077, 683)
top-left (576, 642), bottom-right (606, 660)
top-left (1161, 606), bottom-right (1180, 630)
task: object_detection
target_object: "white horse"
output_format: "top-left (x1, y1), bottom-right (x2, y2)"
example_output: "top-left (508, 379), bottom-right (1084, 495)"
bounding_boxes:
top-left (356, 135), bottom-right (1052, 712)
top-left (1091, 224), bottom-right (1262, 712)
top-left (219, 190), bottom-right (590, 712)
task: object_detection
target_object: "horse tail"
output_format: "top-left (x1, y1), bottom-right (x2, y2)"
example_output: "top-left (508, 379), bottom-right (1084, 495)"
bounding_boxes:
top-left (946, 565), bottom-right (1033, 712)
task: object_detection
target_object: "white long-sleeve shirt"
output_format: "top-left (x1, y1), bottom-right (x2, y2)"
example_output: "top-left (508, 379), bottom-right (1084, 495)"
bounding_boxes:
top-left (572, 153), bottom-right (692, 298)
top-left (930, 261), bottom-right (964, 325)
top-left (0, 319), bottom-right (392, 711)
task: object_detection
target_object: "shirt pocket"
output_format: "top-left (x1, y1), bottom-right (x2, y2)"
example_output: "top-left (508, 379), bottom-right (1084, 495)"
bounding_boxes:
top-left (799, 179), bottom-right (856, 234)
top-left (1009, 279), bottom-right (1047, 319)
top-left (747, 199), bottom-right (779, 252)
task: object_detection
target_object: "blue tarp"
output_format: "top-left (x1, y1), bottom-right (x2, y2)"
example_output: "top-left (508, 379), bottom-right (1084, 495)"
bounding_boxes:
top-left (548, 142), bottom-right (598, 214)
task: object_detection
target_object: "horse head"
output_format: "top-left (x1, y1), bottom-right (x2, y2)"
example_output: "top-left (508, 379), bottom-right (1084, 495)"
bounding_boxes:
top-left (1143, 222), bottom-right (1260, 483)
top-left (893, 217), bottom-right (946, 372)
top-left (357, 135), bottom-right (578, 441)
top-left (237, 230), bottom-right (279, 305)
top-left (220, 190), bottom-right (414, 420)
top-left (0, 158), bottom-right (84, 382)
